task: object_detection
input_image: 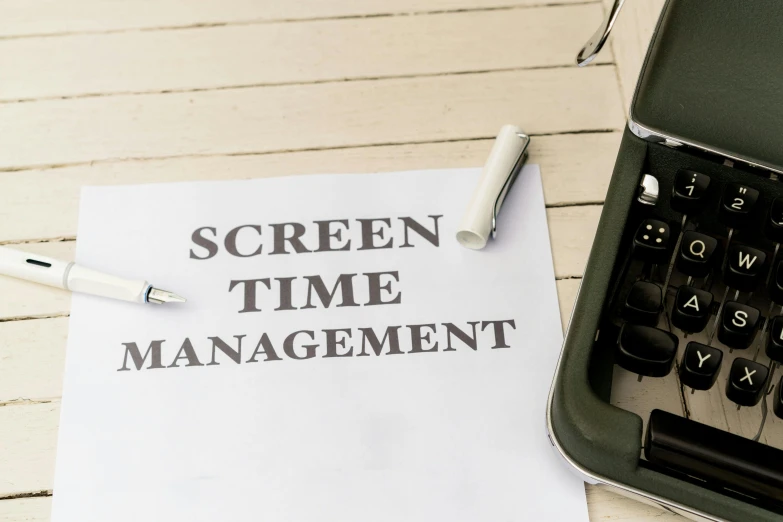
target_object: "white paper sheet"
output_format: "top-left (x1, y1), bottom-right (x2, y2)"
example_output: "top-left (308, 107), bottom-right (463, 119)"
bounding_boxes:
top-left (52, 167), bottom-right (588, 522)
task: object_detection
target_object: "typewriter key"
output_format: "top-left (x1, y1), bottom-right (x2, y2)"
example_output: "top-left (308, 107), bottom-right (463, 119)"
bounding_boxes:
top-left (718, 301), bottom-right (760, 350)
top-left (676, 232), bottom-right (718, 278)
top-left (726, 358), bottom-right (769, 407)
top-left (616, 323), bottom-right (678, 378)
top-left (720, 184), bottom-right (760, 229)
top-left (633, 219), bottom-right (670, 264)
top-left (622, 281), bottom-right (662, 326)
top-left (774, 375), bottom-right (783, 420)
top-left (671, 170), bottom-right (711, 215)
top-left (766, 316), bottom-right (783, 363)
top-left (679, 342), bottom-right (722, 391)
top-left (671, 287), bottom-right (713, 333)
top-left (766, 198), bottom-right (783, 243)
top-left (769, 261), bottom-right (783, 304)
top-left (724, 245), bottom-right (766, 292)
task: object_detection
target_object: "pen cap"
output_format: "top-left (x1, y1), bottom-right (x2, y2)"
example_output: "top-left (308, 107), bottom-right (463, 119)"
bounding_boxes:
top-left (456, 125), bottom-right (530, 250)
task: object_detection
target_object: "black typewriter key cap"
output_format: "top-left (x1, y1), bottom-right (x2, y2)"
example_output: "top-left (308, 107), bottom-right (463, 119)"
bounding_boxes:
top-left (724, 244), bottom-right (766, 291)
top-left (720, 183), bottom-right (760, 228)
top-left (766, 198), bottom-right (783, 243)
top-left (770, 261), bottom-right (783, 303)
top-left (766, 316), bottom-right (783, 363)
top-left (676, 232), bottom-right (718, 278)
top-left (622, 281), bottom-right (662, 326)
top-left (616, 324), bottom-right (678, 377)
top-left (679, 342), bottom-right (722, 391)
top-left (718, 301), bottom-right (760, 350)
top-left (632, 219), bottom-right (670, 264)
top-left (671, 169), bottom-right (710, 214)
top-left (774, 375), bottom-right (783, 419)
top-left (726, 358), bottom-right (769, 407)
top-left (671, 287), bottom-right (713, 333)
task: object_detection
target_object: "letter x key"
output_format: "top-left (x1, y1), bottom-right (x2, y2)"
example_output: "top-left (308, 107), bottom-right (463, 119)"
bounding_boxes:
top-left (726, 358), bottom-right (769, 407)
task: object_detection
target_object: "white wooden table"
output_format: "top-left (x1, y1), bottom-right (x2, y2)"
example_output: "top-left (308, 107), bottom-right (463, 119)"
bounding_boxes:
top-left (0, 1), bottom-right (685, 519)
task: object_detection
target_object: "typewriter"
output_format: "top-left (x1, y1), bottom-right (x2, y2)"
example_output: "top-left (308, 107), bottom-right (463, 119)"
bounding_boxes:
top-left (547, 1), bottom-right (783, 521)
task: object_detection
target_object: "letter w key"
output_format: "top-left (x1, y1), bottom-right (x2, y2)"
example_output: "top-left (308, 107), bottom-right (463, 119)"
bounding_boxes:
top-left (725, 244), bottom-right (767, 291)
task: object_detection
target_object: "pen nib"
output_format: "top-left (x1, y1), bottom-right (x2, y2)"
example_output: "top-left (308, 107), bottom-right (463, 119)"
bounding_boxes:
top-left (147, 287), bottom-right (187, 304)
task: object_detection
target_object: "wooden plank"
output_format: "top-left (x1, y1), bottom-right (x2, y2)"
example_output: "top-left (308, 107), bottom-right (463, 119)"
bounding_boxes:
top-left (549, 205), bottom-right (601, 279)
top-left (0, 0), bottom-right (592, 39)
top-left (557, 278), bottom-right (581, 332)
top-left (0, 317), bottom-right (68, 403)
top-left (0, 67), bottom-right (625, 171)
top-left (585, 484), bottom-right (685, 521)
top-left (0, 132), bottom-right (619, 244)
top-left (604, 0), bottom-right (666, 108)
top-left (0, 497), bottom-right (51, 521)
top-left (0, 205), bottom-right (599, 321)
top-left (0, 402), bottom-right (59, 498)
top-left (0, 5), bottom-right (610, 102)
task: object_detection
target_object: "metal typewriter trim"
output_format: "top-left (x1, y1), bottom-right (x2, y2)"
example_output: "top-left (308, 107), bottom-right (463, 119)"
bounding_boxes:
top-left (627, 117), bottom-right (783, 177)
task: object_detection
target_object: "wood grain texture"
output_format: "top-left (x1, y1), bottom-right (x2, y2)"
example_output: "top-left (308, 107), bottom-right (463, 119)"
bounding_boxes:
top-left (0, 132), bottom-right (619, 244)
top-left (585, 485), bottom-right (685, 521)
top-left (0, 67), bottom-right (625, 171)
top-left (0, 497), bottom-right (51, 521)
top-left (0, 0), bottom-right (591, 38)
top-left (0, 5), bottom-right (609, 102)
top-left (557, 277), bottom-right (581, 332)
top-left (0, 402), bottom-right (59, 498)
top-left (0, 317), bottom-right (68, 403)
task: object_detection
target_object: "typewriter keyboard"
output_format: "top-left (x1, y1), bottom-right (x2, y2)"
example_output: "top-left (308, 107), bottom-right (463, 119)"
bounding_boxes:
top-left (599, 146), bottom-right (783, 509)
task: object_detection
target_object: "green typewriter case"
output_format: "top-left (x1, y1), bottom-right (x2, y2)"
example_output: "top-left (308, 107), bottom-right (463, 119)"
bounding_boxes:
top-left (546, 1), bottom-right (783, 521)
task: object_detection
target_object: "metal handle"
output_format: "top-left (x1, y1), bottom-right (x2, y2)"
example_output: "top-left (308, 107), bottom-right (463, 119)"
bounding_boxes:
top-left (576, 0), bottom-right (626, 66)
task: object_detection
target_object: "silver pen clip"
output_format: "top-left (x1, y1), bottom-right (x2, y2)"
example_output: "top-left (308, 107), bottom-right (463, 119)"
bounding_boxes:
top-left (576, 0), bottom-right (626, 66)
top-left (492, 132), bottom-right (531, 239)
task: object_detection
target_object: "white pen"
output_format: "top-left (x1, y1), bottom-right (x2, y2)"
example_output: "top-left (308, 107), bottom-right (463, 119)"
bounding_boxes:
top-left (0, 245), bottom-right (186, 305)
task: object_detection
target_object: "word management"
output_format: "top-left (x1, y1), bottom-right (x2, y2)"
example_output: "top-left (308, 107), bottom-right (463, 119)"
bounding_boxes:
top-left (118, 213), bottom-right (520, 372)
